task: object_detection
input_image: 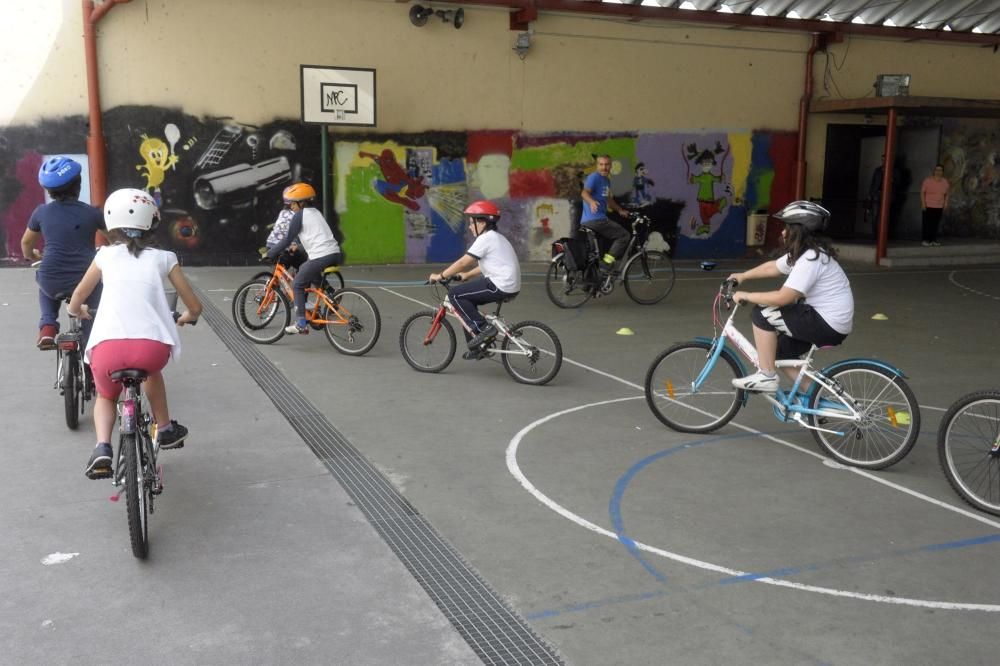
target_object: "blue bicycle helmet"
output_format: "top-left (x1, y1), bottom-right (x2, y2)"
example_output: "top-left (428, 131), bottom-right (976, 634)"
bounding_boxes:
top-left (38, 156), bottom-right (82, 190)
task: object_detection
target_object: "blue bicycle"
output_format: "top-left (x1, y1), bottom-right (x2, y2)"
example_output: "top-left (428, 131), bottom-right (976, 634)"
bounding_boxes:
top-left (644, 279), bottom-right (921, 470)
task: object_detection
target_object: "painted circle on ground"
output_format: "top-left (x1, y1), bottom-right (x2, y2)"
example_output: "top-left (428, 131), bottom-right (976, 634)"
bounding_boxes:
top-left (506, 395), bottom-right (1000, 612)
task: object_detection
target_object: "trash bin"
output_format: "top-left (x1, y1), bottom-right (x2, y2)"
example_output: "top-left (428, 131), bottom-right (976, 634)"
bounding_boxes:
top-left (746, 213), bottom-right (767, 247)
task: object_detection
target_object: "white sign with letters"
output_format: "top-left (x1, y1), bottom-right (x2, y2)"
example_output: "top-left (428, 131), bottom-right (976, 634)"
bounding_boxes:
top-left (300, 65), bottom-right (376, 126)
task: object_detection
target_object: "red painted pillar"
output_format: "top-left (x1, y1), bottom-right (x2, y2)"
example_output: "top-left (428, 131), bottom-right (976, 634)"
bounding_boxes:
top-left (876, 108), bottom-right (898, 266)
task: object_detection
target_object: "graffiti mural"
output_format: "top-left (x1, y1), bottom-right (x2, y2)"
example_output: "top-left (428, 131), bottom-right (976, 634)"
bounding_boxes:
top-left (2, 108), bottom-right (823, 263)
top-left (941, 120), bottom-right (1000, 239)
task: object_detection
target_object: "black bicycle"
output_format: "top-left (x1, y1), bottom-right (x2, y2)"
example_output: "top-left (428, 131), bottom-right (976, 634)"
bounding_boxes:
top-left (546, 208), bottom-right (675, 308)
top-left (53, 295), bottom-right (93, 430)
top-left (937, 389), bottom-right (1000, 516)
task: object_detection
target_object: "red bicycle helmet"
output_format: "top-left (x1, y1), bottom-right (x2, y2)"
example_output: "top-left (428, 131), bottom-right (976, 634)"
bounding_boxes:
top-left (463, 200), bottom-right (500, 227)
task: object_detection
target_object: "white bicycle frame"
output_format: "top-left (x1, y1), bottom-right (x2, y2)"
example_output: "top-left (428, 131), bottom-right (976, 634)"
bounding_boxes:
top-left (708, 299), bottom-right (861, 435)
top-left (440, 297), bottom-right (536, 359)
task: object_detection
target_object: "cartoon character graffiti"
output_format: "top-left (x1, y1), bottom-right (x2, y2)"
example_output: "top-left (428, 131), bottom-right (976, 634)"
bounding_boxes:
top-left (359, 148), bottom-right (427, 211)
top-left (684, 141), bottom-right (731, 237)
top-left (136, 131), bottom-right (179, 193)
top-left (632, 162), bottom-right (655, 207)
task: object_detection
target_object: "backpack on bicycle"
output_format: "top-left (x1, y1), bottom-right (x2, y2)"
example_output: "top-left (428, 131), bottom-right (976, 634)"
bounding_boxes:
top-left (551, 237), bottom-right (588, 272)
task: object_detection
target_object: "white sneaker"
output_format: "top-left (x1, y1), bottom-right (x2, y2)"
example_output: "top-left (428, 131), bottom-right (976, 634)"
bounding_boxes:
top-left (921, 241), bottom-right (932, 247)
top-left (732, 371), bottom-right (779, 392)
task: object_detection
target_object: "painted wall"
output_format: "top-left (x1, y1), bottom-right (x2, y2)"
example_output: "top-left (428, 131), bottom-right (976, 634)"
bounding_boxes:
top-left (0, 108), bottom-right (796, 263)
top-left (940, 119), bottom-right (1000, 238)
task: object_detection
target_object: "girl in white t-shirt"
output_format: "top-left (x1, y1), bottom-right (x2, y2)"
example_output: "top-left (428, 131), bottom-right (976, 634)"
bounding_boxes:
top-left (728, 201), bottom-right (854, 393)
top-left (429, 200), bottom-right (521, 359)
top-left (68, 189), bottom-right (203, 480)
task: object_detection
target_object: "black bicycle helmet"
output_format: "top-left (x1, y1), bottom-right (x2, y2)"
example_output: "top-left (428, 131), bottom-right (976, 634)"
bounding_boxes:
top-left (773, 200), bottom-right (831, 232)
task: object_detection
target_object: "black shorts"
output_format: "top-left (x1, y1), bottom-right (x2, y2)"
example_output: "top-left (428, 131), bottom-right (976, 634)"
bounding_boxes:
top-left (751, 302), bottom-right (848, 360)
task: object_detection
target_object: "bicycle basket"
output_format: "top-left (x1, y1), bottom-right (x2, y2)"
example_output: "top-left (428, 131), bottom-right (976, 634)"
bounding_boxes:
top-left (552, 236), bottom-right (587, 272)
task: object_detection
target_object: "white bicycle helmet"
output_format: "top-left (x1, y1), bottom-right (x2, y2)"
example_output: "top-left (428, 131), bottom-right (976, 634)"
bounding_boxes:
top-left (104, 188), bottom-right (160, 232)
top-left (773, 200), bottom-right (830, 232)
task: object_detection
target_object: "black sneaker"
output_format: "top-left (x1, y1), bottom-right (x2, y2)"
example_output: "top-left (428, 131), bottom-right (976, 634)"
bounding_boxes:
top-left (85, 443), bottom-right (114, 480)
top-left (157, 421), bottom-right (189, 450)
top-left (462, 347), bottom-right (491, 361)
top-left (468, 324), bottom-right (498, 349)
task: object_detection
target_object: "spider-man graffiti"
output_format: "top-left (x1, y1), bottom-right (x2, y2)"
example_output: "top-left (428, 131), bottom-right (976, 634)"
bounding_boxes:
top-left (684, 141), bottom-right (731, 237)
top-left (359, 148), bottom-right (427, 211)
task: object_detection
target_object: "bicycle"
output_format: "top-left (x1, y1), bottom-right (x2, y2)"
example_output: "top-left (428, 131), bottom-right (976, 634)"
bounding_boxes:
top-left (399, 276), bottom-right (563, 385)
top-left (937, 390), bottom-right (1000, 516)
top-left (52, 296), bottom-right (94, 430)
top-left (643, 279), bottom-right (921, 470)
top-left (546, 208), bottom-right (675, 308)
top-left (31, 259), bottom-right (94, 430)
top-left (108, 369), bottom-right (160, 559)
top-left (231, 255), bottom-right (380, 355)
top-left (108, 312), bottom-right (196, 559)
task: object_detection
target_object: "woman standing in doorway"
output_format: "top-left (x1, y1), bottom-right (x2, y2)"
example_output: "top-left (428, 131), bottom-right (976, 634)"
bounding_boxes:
top-left (920, 164), bottom-right (950, 247)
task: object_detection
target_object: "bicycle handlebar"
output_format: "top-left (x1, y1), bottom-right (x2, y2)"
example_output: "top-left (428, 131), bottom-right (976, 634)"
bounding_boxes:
top-left (427, 275), bottom-right (463, 286)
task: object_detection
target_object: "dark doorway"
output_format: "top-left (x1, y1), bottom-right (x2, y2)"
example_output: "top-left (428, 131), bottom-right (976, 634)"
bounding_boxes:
top-left (821, 124), bottom-right (886, 238)
top-left (822, 123), bottom-right (942, 241)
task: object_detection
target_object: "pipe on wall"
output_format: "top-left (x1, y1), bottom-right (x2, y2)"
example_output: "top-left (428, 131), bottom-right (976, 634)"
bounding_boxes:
top-left (83, 0), bottom-right (132, 215)
top-left (795, 33), bottom-right (823, 200)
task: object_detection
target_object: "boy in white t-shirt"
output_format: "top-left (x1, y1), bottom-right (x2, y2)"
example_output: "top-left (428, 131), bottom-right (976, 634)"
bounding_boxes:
top-left (728, 201), bottom-right (854, 393)
top-left (429, 200), bottom-right (521, 359)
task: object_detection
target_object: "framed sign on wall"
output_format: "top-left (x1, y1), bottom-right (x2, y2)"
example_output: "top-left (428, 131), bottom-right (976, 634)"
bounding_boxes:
top-left (300, 65), bottom-right (376, 126)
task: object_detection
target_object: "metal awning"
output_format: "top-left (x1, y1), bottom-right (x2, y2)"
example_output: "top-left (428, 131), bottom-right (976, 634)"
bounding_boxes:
top-left (810, 96), bottom-right (1000, 119)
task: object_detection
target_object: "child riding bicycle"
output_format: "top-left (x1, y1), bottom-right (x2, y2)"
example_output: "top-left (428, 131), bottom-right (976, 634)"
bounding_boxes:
top-left (264, 183), bottom-right (344, 335)
top-left (428, 200), bottom-right (521, 359)
top-left (728, 200), bottom-right (854, 393)
top-left (69, 188), bottom-right (202, 480)
top-left (20, 156), bottom-right (106, 350)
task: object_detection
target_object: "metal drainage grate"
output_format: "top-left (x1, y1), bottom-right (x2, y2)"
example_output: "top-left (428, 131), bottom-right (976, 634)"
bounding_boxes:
top-left (199, 289), bottom-right (564, 666)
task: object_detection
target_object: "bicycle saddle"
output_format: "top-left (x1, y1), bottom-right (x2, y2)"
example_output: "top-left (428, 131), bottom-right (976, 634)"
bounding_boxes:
top-left (110, 369), bottom-right (149, 382)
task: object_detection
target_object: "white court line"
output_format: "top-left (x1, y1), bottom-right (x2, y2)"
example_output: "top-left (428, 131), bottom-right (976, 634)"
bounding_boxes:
top-left (378, 285), bottom-right (1000, 529)
top-left (506, 397), bottom-right (1000, 612)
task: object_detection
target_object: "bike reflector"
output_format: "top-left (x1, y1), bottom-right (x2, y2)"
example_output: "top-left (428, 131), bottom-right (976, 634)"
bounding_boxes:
top-left (58, 340), bottom-right (78, 351)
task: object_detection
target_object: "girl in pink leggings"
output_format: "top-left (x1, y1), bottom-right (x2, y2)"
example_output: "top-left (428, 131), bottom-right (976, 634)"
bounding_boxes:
top-left (69, 188), bottom-right (202, 480)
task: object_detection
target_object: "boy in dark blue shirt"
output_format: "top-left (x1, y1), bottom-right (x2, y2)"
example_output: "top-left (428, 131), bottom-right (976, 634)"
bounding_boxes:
top-left (21, 156), bottom-right (105, 349)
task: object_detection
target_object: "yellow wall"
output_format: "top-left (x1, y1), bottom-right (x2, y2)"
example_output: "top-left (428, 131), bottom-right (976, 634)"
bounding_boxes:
top-left (5, 0), bottom-right (999, 199)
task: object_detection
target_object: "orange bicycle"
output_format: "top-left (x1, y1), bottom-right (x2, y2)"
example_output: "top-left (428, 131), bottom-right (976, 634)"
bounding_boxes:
top-left (231, 255), bottom-right (381, 355)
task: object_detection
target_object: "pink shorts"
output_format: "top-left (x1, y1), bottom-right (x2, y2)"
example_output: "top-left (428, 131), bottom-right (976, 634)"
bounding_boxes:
top-left (90, 339), bottom-right (171, 400)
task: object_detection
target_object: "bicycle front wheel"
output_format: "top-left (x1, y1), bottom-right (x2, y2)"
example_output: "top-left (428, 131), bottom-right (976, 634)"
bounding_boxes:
top-left (323, 287), bottom-right (381, 356)
top-left (809, 362), bottom-right (920, 469)
top-left (545, 258), bottom-right (594, 309)
top-left (122, 432), bottom-right (149, 559)
top-left (644, 341), bottom-right (743, 433)
top-left (63, 352), bottom-right (81, 430)
top-left (623, 250), bottom-right (675, 305)
top-left (399, 311), bottom-right (456, 373)
top-left (938, 390), bottom-right (1000, 516)
top-left (232, 279), bottom-right (290, 344)
top-left (501, 321), bottom-right (562, 386)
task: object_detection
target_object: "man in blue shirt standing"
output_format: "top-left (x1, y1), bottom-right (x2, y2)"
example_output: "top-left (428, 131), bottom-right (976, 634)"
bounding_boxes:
top-left (21, 156), bottom-right (105, 350)
top-left (581, 154), bottom-right (630, 275)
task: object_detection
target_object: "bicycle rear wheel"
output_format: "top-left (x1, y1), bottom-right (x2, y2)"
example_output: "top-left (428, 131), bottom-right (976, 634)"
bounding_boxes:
top-left (501, 321), bottom-right (562, 385)
top-left (938, 390), bottom-right (1000, 516)
top-left (809, 362), bottom-right (920, 469)
top-left (644, 341), bottom-right (743, 433)
top-left (323, 287), bottom-right (381, 356)
top-left (122, 431), bottom-right (149, 559)
top-left (623, 250), bottom-right (675, 305)
top-left (232, 279), bottom-right (290, 344)
top-left (399, 311), bottom-right (456, 373)
top-left (63, 352), bottom-right (81, 430)
top-left (545, 258), bottom-right (594, 309)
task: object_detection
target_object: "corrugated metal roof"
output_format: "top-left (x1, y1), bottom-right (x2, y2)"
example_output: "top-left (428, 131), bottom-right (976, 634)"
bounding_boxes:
top-left (626, 0), bottom-right (1000, 35)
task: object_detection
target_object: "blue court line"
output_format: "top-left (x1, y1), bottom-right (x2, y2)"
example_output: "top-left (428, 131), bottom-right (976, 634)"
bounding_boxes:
top-left (609, 431), bottom-right (767, 582)
top-left (610, 430), bottom-right (1000, 587)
